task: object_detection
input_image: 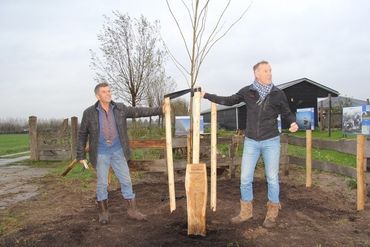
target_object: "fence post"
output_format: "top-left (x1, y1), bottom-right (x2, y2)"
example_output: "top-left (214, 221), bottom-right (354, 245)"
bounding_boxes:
top-left (210, 103), bottom-right (217, 212)
top-left (29, 116), bottom-right (38, 161)
top-left (306, 130), bottom-right (312, 187)
top-left (71, 116), bottom-right (78, 160)
top-left (280, 133), bottom-right (289, 176)
top-left (357, 134), bottom-right (365, 211)
top-left (164, 97), bottom-right (176, 213)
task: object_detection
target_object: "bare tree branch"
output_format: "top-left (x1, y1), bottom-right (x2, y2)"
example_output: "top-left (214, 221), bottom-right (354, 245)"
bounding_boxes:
top-left (166, 0), bottom-right (192, 61)
top-left (181, 0), bottom-right (194, 28)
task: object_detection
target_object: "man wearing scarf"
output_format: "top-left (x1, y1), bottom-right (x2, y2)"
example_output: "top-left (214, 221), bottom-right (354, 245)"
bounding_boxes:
top-left (202, 61), bottom-right (298, 228)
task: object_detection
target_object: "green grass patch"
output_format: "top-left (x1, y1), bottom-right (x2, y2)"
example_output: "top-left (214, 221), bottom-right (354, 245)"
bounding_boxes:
top-left (25, 159), bottom-right (95, 183)
top-left (0, 134), bottom-right (29, 155)
top-left (288, 144), bottom-right (356, 168)
top-left (289, 129), bottom-right (356, 140)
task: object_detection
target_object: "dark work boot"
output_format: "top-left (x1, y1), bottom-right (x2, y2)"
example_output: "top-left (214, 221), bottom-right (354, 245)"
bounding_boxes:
top-left (97, 199), bottom-right (109, 224)
top-left (126, 199), bottom-right (147, 221)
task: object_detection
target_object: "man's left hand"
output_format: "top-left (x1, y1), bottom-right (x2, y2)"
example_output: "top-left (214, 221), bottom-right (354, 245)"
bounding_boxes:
top-left (289, 122), bottom-right (299, 132)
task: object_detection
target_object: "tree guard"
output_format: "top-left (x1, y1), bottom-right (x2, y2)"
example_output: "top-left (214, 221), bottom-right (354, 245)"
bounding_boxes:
top-left (164, 88), bottom-right (217, 236)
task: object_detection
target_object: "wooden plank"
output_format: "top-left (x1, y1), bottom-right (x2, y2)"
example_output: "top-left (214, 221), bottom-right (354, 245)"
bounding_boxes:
top-left (128, 159), bottom-right (167, 172)
top-left (129, 139), bottom-right (166, 149)
top-left (185, 163), bottom-right (207, 236)
top-left (37, 146), bottom-right (71, 151)
top-left (357, 134), bottom-right (365, 211)
top-left (164, 97), bottom-right (176, 213)
top-left (306, 130), bottom-right (312, 187)
top-left (210, 103), bottom-right (217, 211)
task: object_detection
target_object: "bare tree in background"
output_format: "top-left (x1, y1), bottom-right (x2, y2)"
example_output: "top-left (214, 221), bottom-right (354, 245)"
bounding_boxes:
top-left (146, 70), bottom-right (177, 127)
top-left (165, 0), bottom-right (253, 160)
top-left (90, 12), bottom-right (169, 108)
top-left (171, 98), bottom-right (189, 117)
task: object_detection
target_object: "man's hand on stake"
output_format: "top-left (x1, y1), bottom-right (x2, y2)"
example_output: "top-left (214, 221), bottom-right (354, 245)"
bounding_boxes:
top-left (200, 91), bottom-right (206, 98)
top-left (289, 122), bottom-right (299, 133)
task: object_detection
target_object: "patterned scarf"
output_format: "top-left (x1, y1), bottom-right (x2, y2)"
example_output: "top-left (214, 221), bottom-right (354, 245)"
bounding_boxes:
top-left (253, 80), bottom-right (273, 104)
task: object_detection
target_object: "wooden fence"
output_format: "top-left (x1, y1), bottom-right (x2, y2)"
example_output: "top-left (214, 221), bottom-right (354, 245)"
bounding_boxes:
top-left (281, 132), bottom-right (369, 210)
top-left (282, 133), bottom-right (370, 178)
top-left (29, 116), bottom-right (243, 177)
top-left (29, 116), bottom-right (78, 161)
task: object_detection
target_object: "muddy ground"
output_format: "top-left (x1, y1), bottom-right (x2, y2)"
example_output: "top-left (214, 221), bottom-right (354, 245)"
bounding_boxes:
top-left (1, 164), bottom-right (370, 247)
top-left (0, 164), bottom-right (49, 209)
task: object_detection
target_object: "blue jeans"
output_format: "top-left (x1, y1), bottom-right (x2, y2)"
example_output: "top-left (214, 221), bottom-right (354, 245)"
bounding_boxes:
top-left (240, 135), bottom-right (281, 203)
top-left (96, 148), bottom-right (135, 201)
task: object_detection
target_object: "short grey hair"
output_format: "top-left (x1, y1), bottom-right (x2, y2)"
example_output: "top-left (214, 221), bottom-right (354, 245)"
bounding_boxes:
top-left (253, 60), bottom-right (269, 72)
top-left (94, 82), bottom-right (109, 94)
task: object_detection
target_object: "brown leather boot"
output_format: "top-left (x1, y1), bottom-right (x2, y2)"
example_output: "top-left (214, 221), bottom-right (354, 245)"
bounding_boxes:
top-left (263, 201), bottom-right (281, 228)
top-left (126, 199), bottom-right (147, 221)
top-left (231, 200), bottom-right (253, 224)
top-left (97, 199), bottom-right (109, 224)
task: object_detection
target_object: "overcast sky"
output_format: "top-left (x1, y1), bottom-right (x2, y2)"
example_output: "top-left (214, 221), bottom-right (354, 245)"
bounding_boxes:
top-left (1, 0), bottom-right (369, 119)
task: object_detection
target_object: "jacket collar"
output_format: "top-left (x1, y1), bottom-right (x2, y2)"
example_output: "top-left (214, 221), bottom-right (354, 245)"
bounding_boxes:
top-left (94, 100), bottom-right (118, 110)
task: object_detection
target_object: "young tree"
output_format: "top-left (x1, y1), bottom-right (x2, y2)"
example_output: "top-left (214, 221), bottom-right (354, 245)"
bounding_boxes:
top-left (90, 12), bottom-right (169, 108)
top-left (165, 0), bottom-right (253, 160)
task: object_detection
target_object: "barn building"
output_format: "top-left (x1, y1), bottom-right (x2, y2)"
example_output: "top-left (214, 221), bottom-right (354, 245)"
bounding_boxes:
top-left (201, 78), bottom-right (340, 130)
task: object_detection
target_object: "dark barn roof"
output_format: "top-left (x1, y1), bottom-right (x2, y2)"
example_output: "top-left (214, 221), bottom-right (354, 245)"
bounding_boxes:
top-left (278, 78), bottom-right (339, 97)
top-left (201, 77), bottom-right (340, 130)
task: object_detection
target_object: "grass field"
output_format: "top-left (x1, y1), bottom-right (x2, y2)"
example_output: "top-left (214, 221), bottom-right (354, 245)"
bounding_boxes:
top-left (288, 145), bottom-right (356, 168)
top-left (0, 134), bottom-right (29, 156)
top-left (289, 129), bottom-right (356, 140)
top-left (0, 129), bottom-right (359, 168)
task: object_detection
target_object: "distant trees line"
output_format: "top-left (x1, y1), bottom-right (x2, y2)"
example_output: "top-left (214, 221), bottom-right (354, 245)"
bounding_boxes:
top-left (0, 118), bottom-right (66, 134)
top-left (0, 98), bottom-right (189, 134)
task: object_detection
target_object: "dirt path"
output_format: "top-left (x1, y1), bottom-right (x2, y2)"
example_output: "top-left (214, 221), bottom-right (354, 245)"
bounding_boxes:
top-left (0, 164), bottom-right (50, 209)
top-left (0, 156), bottom-right (30, 167)
top-left (1, 165), bottom-right (370, 247)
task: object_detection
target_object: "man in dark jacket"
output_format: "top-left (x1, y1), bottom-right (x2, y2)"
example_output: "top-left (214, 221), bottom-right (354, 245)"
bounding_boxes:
top-left (202, 61), bottom-right (298, 228)
top-left (77, 82), bottom-right (163, 224)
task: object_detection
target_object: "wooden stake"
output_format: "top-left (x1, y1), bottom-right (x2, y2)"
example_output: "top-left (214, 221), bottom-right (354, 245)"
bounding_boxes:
top-left (186, 90), bottom-right (207, 236)
top-left (108, 167), bottom-right (113, 185)
top-left (185, 163), bottom-right (207, 236)
top-left (61, 159), bottom-right (77, 176)
top-left (210, 103), bottom-right (217, 211)
top-left (357, 134), bottom-right (365, 211)
top-left (192, 91), bottom-right (201, 164)
top-left (306, 129), bottom-right (312, 187)
top-left (164, 97), bottom-right (176, 212)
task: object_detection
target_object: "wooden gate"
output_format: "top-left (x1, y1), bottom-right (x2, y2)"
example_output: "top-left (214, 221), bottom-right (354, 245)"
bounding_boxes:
top-left (29, 116), bottom-right (78, 161)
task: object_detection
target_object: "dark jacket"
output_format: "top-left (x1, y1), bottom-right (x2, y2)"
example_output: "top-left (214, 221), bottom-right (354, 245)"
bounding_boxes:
top-left (204, 84), bottom-right (296, 141)
top-left (76, 101), bottom-right (162, 167)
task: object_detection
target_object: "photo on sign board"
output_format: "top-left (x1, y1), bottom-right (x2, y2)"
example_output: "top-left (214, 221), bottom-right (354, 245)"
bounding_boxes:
top-left (175, 116), bottom-right (204, 136)
top-left (361, 105), bottom-right (370, 135)
top-left (342, 106), bottom-right (362, 134)
top-left (296, 108), bottom-right (315, 130)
